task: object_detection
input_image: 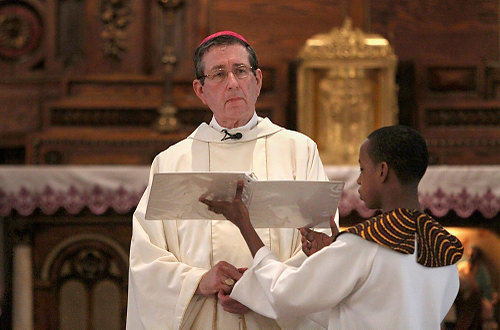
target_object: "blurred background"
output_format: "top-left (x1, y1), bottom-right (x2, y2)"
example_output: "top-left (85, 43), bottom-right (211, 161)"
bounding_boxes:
top-left (0, 0), bottom-right (498, 329)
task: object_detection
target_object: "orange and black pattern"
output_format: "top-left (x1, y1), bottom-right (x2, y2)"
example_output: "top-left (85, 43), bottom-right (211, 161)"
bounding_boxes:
top-left (336, 208), bottom-right (463, 267)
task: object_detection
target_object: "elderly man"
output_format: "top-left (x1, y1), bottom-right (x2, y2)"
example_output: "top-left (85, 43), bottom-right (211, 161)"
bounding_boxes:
top-left (126, 31), bottom-right (329, 329)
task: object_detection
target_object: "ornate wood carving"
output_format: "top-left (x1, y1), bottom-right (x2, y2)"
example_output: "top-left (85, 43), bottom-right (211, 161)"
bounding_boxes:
top-left (154, 0), bottom-right (184, 133)
top-left (0, 3), bottom-right (42, 60)
top-left (370, 0), bottom-right (499, 165)
top-left (61, 248), bottom-right (122, 284)
top-left (28, 130), bottom-right (189, 165)
top-left (427, 138), bottom-right (500, 148)
top-left (50, 108), bottom-right (158, 127)
top-left (485, 62), bottom-right (500, 99)
top-left (427, 67), bottom-right (477, 92)
top-left (299, 19), bottom-right (394, 60)
top-left (426, 108), bottom-right (500, 126)
top-left (0, 0), bottom-right (498, 166)
top-left (57, 0), bottom-right (85, 67)
top-left (297, 18), bottom-right (398, 165)
top-left (100, 0), bottom-right (132, 60)
top-left (34, 232), bottom-right (130, 330)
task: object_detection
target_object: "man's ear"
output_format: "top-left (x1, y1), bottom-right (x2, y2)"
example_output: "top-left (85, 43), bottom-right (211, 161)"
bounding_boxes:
top-left (193, 79), bottom-right (207, 105)
top-left (378, 161), bottom-right (389, 183)
top-left (254, 68), bottom-right (263, 97)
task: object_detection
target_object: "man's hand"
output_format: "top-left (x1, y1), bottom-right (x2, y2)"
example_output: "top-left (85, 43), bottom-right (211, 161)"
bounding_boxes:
top-left (196, 261), bottom-right (243, 296)
top-left (299, 216), bottom-right (339, 256)
top-left (218, 267), bottom-right (250, 314)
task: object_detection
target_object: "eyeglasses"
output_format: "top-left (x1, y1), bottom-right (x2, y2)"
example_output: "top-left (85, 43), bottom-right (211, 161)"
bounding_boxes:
top-left (200, 65), bottom-right (254, 83)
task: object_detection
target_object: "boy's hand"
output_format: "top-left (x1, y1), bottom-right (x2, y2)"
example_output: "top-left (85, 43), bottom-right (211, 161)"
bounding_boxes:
top-left (299, 216), bottom-right (339, 256)
top-left (218, 290), bottom-right (250, 314)
top-left (200, 181), bottom-right (264, 257)
top-left (199, 181), bottom-right (250, 229)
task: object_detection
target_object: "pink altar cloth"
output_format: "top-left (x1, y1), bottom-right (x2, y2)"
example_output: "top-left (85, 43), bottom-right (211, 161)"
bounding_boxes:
top-left (0, 165), bottom-right (498, 220)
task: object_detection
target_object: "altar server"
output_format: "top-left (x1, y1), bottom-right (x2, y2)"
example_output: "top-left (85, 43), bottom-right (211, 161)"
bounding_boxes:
top-left (202, 125), bottom-right (463, 329)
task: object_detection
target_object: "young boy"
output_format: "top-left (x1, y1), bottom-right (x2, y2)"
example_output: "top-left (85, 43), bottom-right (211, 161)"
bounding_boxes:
top-left (201, 125), bottom-right (463, 329)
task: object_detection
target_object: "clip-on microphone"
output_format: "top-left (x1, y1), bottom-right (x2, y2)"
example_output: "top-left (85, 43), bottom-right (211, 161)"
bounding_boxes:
top-left (221, 129), bottom-right (243, 141)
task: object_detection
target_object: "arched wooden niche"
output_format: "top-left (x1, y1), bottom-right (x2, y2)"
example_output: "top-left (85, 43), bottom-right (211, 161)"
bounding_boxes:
top-left (39, 234), bottom-right (129, 330)
top-left (297, 18), bottom-right (398, 165)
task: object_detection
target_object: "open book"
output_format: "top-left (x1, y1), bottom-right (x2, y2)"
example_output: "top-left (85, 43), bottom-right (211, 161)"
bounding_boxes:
top-left (145, 172), bottom-right (344, 228)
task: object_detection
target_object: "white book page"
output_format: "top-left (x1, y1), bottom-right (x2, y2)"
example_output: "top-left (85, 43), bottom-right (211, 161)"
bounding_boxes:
top-left (145, 172), bottom-right (344, 228)
top-left (247, 181), bottom-right (343, 228)
top-left (145, 172), bottom-right (253, 221)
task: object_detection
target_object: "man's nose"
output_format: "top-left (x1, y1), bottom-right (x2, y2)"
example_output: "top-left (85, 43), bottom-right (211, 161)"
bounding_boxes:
top-left (226, 71), bottom-right (239, 88)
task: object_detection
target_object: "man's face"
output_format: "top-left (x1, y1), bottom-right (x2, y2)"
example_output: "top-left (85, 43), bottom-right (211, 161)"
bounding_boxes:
top-left (193, 44), bottom-right (262, 128)
top-left (357, 139), bottom-right (381, 210)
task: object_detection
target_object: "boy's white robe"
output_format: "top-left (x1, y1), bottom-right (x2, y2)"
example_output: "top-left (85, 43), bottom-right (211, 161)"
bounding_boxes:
top-left (126, 117), bottom-right (329, 329)
top-left (231, 234), bottom-right (460, 330)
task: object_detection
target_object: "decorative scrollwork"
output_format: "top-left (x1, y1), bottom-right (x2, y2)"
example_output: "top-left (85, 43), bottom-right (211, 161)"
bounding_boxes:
top-left (161, 46), bottom-right (177, 68)
top-left (318, 68), bottom-right (373, 164)
top-left (426, 108), bottom-right (500, 127)
top-left (157, 0), bottom-right (184, 11)
top-left (0, 14), bottom-right (29, 49)
top-left (100, 0), bottom-right (132, 60)
top-left (0, 4), bottom-right (42, 59)
top-left (73, 249), bottom-right (108, 282)
top-left (299, 17), bottom-right (396, 60)
top-left (155, 104), bottom-right (179, 133)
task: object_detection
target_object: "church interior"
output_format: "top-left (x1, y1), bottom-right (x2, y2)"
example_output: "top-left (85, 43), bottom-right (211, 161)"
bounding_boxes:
top-left (0, 0), bottom-right (499, 329)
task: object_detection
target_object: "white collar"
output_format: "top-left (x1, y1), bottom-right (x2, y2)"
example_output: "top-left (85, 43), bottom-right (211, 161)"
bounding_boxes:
top-left (189, 117), bottom-right (283, 143)
top-left (209, 112), bottom-right (258, 132)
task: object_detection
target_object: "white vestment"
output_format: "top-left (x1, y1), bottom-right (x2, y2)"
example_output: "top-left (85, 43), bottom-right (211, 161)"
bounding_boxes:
top-left (126, 117), bottom-right (329, 329)
top-left (231, 234), bottom-right (460, 330)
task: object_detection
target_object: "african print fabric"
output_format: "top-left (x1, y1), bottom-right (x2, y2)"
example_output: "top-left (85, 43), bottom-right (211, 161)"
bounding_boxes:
top-left (336, 208), bottom-right (463, 267)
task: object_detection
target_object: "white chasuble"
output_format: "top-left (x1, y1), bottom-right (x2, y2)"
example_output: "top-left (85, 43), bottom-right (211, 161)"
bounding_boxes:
top-left (126, 117), bottom-right (329, 329)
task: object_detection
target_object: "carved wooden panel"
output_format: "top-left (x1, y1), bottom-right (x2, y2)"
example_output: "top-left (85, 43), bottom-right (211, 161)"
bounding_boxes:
top-left (1, 0), bottom-right (499, 166)
top-left (0, 1), bottom-right (45, 74)
top-left (371, 0), bottom-right (500, 164)
top-left (31, 213), bottom-right (131, 330)
top-left (27, 129), bottom-right (189, 165)
top-left (427, 67), bottom-right (477, 93)
top-left (371, 1), bottom-right (498, 61)
top-left (485, 62), bottom-right (500, 99)
top-left (0, 78), bottom-right (61, 159)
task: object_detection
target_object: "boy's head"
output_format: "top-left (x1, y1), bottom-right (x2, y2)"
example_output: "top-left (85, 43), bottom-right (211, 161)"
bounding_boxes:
top-left (357, 125), bottom-right (428, 209)
top-left (366, 125), bottom-right (428, 184)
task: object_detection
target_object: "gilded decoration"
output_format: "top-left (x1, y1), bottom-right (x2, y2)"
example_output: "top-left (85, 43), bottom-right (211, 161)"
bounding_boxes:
top-left (0, 4), bottom-right (42, 59)
top-left (298, 18), bottom-right (395, 60)
top-left (100, 0), bottom-right (131, 60)
top-left (318, 68), bottom-right (373, 164)
top-left (297, 18), bottom-right (398, 165)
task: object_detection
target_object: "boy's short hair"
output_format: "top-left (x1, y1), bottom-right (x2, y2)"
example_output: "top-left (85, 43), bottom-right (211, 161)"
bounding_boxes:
top-left (367, 125), bottom-right (429, 184)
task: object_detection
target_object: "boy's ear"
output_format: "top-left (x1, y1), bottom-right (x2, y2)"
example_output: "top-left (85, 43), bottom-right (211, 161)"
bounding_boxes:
top-left (378, 161), bottom-right (389, 183)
